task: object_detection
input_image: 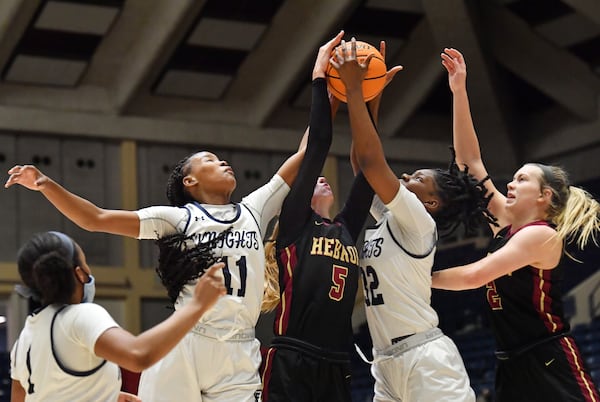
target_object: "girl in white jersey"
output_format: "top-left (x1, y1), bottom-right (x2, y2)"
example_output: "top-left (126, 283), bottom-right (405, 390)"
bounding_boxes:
top-left (5, 142), bottom-right (306, 401)
top-left (331, 38), bottom-right (497, 402)
top-left (10, 231), bottom-right (225, 402)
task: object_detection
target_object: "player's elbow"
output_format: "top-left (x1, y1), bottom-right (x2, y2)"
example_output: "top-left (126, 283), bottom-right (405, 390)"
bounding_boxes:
top-left (462, 268), bottom-right (489, 289)
top-left (121, 348), bottom-right (157, 373)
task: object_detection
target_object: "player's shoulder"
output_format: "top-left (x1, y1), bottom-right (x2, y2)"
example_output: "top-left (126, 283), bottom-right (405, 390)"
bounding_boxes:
top-left (511, 223), bottom-right (561, 255)
top-left (61, 303), bottom-right (110, 320)
top-left (513, 222), bottom-right (557, 242)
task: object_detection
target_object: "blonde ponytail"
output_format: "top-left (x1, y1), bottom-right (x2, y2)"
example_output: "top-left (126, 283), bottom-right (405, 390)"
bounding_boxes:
top-left (531, 163), bottom-right (600, 250)
top-left (262, 222), bottom-right (280, 313)
top-left (554, 186), bottom-right (600, 249)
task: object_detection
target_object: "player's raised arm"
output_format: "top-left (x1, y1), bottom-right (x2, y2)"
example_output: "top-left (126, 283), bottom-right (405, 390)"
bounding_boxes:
top-left (5, 164), bottom-right (140, 237)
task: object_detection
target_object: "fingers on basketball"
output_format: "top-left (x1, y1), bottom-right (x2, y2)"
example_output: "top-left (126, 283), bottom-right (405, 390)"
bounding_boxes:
top-left (326, 40), bottom-right (387, 103)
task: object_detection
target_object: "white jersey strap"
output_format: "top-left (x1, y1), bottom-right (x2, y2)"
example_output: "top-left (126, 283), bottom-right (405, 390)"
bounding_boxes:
top-left (354, 343), bottom-right (374, 365)
top-left (354, 343), bottom-right (393, 365)
top-left (355, 328), bottom-right (445, 365)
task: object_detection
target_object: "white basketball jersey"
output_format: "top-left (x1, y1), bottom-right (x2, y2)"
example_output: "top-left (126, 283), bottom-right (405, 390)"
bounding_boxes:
top-left (10, 304), bottom-right (121, 402)
top-left (138, 175), bottom-right (289, 333)
top-left (177, 202), bottom-right (265, 332)
top-left (360, 186), bottom-right (440, 351)
top-left (137, 175), bottom-right (289, 402)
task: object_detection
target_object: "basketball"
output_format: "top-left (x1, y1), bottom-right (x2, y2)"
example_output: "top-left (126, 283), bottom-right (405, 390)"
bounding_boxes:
top-left (326, 40), bottom-right (387, 103)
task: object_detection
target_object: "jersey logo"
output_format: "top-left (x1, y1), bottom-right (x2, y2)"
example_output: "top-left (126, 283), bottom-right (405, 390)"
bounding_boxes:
top-left (545, 358), bottom-right (555, 366)
top-left (485, 281), bottom-right (503, 310)
top-left (361, 237), bottom-right (383, 258)
top-left (310, 236), bottom-right (358, 264)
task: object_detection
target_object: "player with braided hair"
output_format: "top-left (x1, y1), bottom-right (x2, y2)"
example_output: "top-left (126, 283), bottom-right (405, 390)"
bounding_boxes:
top-left (425, 147), bottom-right (496, 238)
top-left (332, 37), bottom-right (498, 401)
top-left (6, 127), bottom-right (308, 400)
top-left (165, 156), bottom-right (195, 207)
top-left (431, 48), bottom-right (600, 402)
top-left (155, 227), bottom-right (232, 303)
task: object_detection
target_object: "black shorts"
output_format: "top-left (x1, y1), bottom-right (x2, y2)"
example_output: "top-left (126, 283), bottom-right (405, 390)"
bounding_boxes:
top-left (495, 336), bottom-right (599, 402)
top-left (261, 336), bottom-right (352, 402)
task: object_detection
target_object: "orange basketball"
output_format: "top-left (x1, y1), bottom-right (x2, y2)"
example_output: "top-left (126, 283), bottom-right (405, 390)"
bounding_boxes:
top-left (326, 40), bottom-right (387, 103)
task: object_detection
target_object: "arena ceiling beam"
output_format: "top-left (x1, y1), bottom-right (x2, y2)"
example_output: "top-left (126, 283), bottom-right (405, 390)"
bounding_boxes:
top-left (0, 103), bottom-right (451, 163)
top-left (561, 0), bottom-right (600, 26)
top-left (84, 0), bottom-right (205, 114)
top-left (0, 0), bottom-right (41, 71)
top-left (422, 0), bottom-right (518, 177)
top-left (226, 0), bottom-right (360, 127)
top-left (377, 19), bottom-right (442, 139)
top-left (482, 1), bottom-right (600, 122)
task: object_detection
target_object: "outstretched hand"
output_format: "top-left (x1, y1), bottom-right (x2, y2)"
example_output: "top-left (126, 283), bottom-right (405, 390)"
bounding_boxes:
top-left (313, 30), bottom-right (344, 80)
top-left (441, 48), bottom-right (467, 93)
top-left (378, 40), bottom-right (403, 89)
top-left (330, 37), bottom-right (370, 95)
top-left (367, 40), bottom-right (403, 109)
top-left (5, 165), bottom-right (48, 190)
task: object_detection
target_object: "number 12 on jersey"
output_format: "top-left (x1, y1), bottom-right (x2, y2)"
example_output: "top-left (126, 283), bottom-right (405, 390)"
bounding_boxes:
top-left (361, 265), bottom-right (384, 306)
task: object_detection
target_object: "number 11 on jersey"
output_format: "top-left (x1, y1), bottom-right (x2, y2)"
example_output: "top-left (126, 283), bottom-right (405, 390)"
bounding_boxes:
top-left (220, 256), bottom-right (248, 297)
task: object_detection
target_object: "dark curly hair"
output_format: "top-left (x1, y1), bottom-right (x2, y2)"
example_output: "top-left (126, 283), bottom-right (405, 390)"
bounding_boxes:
top-left (33, 252), bottom-right (77, 305)
top-left (166, 154), bottom-right (195, 207)
top-left (155, 227), bottom-right (233, 303)
top-left (18, 232), bottom-right (81, 306)
top-left (432, 148), bottom-right (498, 238)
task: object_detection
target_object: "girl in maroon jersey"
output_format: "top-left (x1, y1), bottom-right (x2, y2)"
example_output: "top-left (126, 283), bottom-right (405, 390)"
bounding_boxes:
top-left (260, 31), bottom-right (377, 402)
top-left (432, 48), bottom-right (600, 402)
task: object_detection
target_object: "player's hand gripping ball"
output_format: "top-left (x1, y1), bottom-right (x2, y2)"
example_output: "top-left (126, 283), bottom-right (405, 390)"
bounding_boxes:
top-left (326, 40), bottom-right (387, 103)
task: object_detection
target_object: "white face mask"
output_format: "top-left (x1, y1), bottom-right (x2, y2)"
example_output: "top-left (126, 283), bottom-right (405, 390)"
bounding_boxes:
top-left (81, 275), bottom-right (96, 303)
